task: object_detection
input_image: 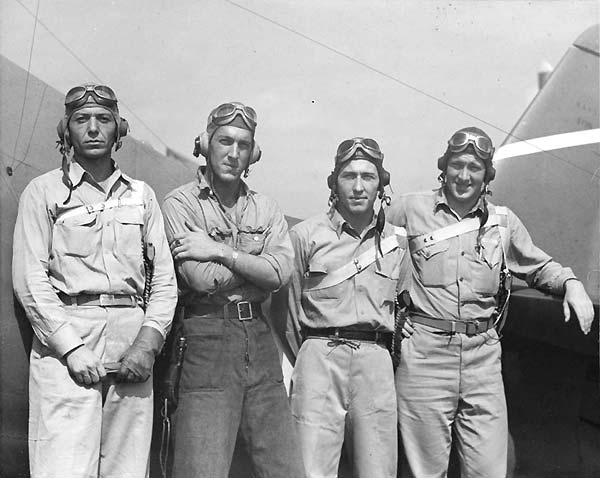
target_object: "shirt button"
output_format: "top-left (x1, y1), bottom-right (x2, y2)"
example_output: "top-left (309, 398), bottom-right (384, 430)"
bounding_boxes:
top-left (459, 277), bottom-right (464, 282)
top-left (461, 251), bottom-right (465, 256)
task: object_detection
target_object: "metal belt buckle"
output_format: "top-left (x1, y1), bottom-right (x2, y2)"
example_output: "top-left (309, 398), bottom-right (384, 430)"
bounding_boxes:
top-left (465, 321), bottom-right (479, 336)
top-left (237, 301), bottom-right (253, 321)
top-left (99, 294), bottom-right (115, 307)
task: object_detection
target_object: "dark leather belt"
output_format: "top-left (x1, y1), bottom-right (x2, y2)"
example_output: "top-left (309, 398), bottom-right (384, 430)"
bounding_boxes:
top-left (185, 301), bottom-right (262, 321)
top-left (410, 313), bottom-right (496, 336)
top-left (303, 327), bottom-right (392, 343)
top-left (58, 292), bottom-right (139, 308)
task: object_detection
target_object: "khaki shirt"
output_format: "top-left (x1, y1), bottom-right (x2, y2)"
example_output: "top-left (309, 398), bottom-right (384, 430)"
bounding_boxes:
top-left (387, 189), bottom-right (576, 321)
top-left (287, 208), bottom-right (410, 332)
top-left (13, 160), bottom-right (177, 356)
top-left (162, 169), bottom-right (294, 305)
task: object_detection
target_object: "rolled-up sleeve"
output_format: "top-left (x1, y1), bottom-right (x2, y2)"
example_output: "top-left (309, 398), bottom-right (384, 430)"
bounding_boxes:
top-left (12, 180), bottom-right (84, 357)
top-left (141, 186), bottom-right (178, 337)
top-left (507, 209), bottom-right (576, 295)
top-left (259, 201), bottom-right (294, 291)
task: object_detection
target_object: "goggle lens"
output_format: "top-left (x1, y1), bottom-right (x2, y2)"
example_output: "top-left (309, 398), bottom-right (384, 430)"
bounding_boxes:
top-left (448, 132), bottom-right (493, 156)
top-left (212, 103), bottom-right (257, 128)
top-left (336, 137), bottom-right (383, 161)
top-left (65, 85), bottom-right (118, 107)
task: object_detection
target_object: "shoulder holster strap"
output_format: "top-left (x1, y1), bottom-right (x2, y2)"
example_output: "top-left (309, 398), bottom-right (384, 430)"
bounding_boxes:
top-left (410, 211), bottom-right (508, 253)
top-left (55, 180), bottom-right (145, 224)
top-left (306, 226), bottom-right (407, 292)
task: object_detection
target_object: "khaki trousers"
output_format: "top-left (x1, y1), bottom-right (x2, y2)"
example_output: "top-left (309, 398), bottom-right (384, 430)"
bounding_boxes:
top-left (290, 338), bottom-right (397, 478)
top-left (28, 305), bottom-right (153, 478)
top-left (396, 323), bottom-right (507, 478)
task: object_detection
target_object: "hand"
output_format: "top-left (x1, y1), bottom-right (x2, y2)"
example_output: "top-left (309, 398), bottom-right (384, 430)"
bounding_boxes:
top-left (65, 345), bottom-right (106, 385)
top-left (563, 280), bottom-right (595, 335)
top-left (400, 316), bottom-right (415, 339)
top-left (117, 327), bottom-right (163, 383)
top-left (170, 223), bottom-right (226, 262)
top-left (117, 347), bottom-right (155, 383)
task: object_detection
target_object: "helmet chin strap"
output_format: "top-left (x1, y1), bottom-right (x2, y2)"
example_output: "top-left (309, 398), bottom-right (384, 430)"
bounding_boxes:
top-left (374, 188), bottom-right (391, 256)
top-left (56, 139), bottom-right (74, 205)
top-left (475, 183), bottom-right (492, 252)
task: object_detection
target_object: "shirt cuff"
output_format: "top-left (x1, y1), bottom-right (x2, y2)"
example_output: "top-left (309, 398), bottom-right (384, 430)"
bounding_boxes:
top-left (261, 254), bottom-right (285, 292)
top-left (141, 320), bottom-right (168, 339)
top-left (47, 324), bottom-right (85, 357)
top-left (552, 268), bottom-right (577, 295)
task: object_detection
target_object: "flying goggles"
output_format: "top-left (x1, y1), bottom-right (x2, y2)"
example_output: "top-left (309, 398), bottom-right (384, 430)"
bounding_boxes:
top-left (65, 85), bottom-right (119, 110)
top-left (447, 131), bottom-right (494, 159)
top-left (210, 102), bottom-right (257, 130)
top-left (335, 137), bottom-right (383, 163)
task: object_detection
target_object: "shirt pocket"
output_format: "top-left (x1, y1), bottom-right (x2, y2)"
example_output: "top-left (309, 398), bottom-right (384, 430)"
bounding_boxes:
top-left (471, 236), bottom-right (502, 294)
top-left (114, 207), bottom-right (144, 257)
top-left (373, 253), bottom-right (401, 307)
top-left (303, 260), bottom-right (344, 301)
top-left (411, 240), bottom-right (454, 287)
top-left (237, 229), bottom-right (267, 255)
top-left (53, 213), bottom-right (98, 257)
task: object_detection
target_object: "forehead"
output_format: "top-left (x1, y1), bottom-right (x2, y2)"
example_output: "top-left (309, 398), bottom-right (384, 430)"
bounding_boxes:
top-left (213, 125), bottom-right (253, 142)
top-left (70, 106), bottom-right (115, 118)
top-left (447, 152), bottom-right (485, 168)
top-left (338, 159), bottom-right (379, 175)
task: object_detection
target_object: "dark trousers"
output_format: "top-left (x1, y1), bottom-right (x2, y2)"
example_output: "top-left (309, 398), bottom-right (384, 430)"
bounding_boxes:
top-left (171, 316), bottom-right (304, 478)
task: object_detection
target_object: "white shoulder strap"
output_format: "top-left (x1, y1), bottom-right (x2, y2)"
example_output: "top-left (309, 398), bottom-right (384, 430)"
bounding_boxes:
top-left (306, 227), bottom-right (407, 292)
top-left (494, 206), bottom-right (510, 253)
top-left (56, 180), bottom-right (145, 224)
top-left (411, 213), bottom-right (507, 253)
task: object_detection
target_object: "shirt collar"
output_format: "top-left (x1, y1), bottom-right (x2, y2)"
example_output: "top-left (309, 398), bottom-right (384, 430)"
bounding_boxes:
top-left (434, 187), bottom-right (485, 217)
top-left (196, 166), bottom-right (250, 199)
top-left (327, 207), bottom-right (377, 238)
top-left (68, 159), bottom-right (129, 188)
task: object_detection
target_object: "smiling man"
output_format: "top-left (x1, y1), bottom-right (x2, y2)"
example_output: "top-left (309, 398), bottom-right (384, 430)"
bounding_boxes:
top-left (388, 127), bottom-right (594, 478)
top-left (13, 84), bottom-right (177, 478)
top-left (162, 102), bottom-right (304, 478)
top-left (282, 138), bottom-right (409, 478)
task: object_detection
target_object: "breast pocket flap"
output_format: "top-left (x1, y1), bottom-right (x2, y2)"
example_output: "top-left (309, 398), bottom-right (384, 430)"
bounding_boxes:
top-left (418, 240), bottom-right (449, 260)
top-left (115, 207), bottom-right (144, 225)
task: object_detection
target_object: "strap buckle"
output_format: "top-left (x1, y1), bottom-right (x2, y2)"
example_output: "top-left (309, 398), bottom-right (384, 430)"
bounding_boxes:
top-left (465, 321), bottom-right (481, 336)
top-left (236, 301), bottom-right (253, 321)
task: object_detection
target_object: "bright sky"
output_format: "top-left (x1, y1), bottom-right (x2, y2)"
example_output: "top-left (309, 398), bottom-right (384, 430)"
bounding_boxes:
top-left (1, 0), bottom-right (598, 217)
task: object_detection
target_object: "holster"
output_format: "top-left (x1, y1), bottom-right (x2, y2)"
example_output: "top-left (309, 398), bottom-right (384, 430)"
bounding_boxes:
top-left (391, 290), bottom-right (411, 369)
top-left (156, 305), bottom-right (186, 412)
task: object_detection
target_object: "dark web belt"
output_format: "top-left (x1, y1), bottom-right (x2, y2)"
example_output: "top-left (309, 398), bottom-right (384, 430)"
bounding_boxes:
top-left (410, 312), bottom-right (496, 336)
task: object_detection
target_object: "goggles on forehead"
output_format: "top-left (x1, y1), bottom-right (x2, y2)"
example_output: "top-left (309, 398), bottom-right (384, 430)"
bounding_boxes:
top-left (65, 84), bottom-right (118, 109)
top-left (335, 137), bottom-right (383, 163)
top-left (211, 102), bottom-right (257, 130)
top-left (447, 131), bottom-right (494, 159)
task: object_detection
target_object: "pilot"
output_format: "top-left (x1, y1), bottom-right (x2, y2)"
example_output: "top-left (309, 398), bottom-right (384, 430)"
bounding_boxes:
top-left (12, 84), bottom-right (177, 477)
top-left (280, 138), bottom-right (409, 478)
top-left (388, 127), bottom-right (595, 478)
top-left (162, 102), bottom-right (304, 478)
